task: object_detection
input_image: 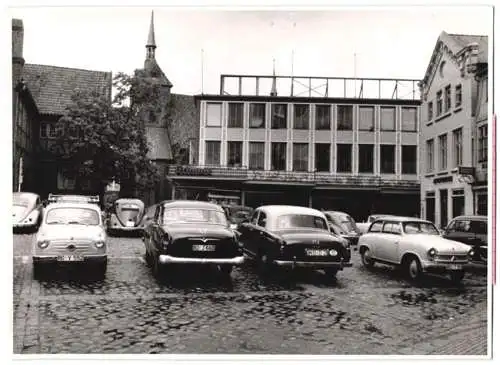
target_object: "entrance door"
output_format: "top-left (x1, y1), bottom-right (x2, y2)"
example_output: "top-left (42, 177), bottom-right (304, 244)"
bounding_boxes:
top-left (440, 189), bottom-right (448, 229)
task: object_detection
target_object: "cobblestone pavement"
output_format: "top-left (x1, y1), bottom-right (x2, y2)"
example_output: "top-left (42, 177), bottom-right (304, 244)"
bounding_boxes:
top-left (13, 232), bottom-right (489, 355)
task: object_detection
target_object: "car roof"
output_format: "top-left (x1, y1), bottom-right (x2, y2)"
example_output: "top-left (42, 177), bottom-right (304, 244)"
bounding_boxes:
top-left (44, 202), bottom-right (102, 211)
top-left (160, 200), bottom-right (224, 211)
top-left (115, 198), bottom-right (144, 205)
top-left (13, 192), bottom-right (39, 203)
top-left (257, 205), bottom-right (326, 217)
top-left (373, 216), bottom-right (432, 224)
top-left (451, 215), bottom-right (488, 221)
top-left (324, 211), bottom-right (352, 217)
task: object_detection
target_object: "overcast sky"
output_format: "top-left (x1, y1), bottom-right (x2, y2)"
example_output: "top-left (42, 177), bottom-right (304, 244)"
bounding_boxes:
top-left (7, 5), bottom-right (494, 96)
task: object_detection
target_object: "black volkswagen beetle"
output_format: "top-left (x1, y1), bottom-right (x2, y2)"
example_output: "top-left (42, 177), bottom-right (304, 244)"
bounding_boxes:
top-left (237, 205), bottom-right (352, 278)
top-left (143, 200), bottom-right (245, 279)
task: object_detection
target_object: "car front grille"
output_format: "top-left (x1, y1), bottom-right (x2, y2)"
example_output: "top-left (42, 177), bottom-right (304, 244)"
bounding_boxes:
top-left (434, 254), bottom-right (469, 263)
top-left (47, 240), bottom-right (96, 255)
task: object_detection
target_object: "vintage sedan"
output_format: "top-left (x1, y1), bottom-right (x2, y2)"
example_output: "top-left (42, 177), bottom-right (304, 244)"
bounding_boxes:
top-left (143, 200), bottom-right (245, 278)
top-left (237, 205), bottom-right (352, 278)
top-left (358, 216), bottom-right (474, 283)
top-left (107, 198), bottom-right (146, 236)
top-left (12, 192), bottom-right (43, 232)
top-left (357, 214), bottom-right (396, 234)
top-left (323, 211), bottom-right (361, 247)
top-left (32, 201), bottom-right (107, 279)
top-left (443, 215), bottom-right (487, 263)
top-left (222, 205), bottom-right (254, 230)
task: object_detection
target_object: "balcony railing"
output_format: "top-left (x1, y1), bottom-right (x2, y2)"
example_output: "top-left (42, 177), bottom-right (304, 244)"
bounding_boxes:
top-left (220, 74), bottom-right (421, 101)
top-left (167, 165), bottom-right (419, 189)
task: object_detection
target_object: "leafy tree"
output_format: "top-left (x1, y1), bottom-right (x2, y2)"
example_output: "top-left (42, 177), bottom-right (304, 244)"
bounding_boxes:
top-left (53, 69), bottom-right (162, 198)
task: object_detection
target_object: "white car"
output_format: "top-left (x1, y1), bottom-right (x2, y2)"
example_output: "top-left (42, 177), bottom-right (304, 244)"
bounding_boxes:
top-left (32, 199), bottom-right (108, 279)
top-left (358, 216), bottom-right (474, 283)
top-left (356, 214), bottom-right (395, 234)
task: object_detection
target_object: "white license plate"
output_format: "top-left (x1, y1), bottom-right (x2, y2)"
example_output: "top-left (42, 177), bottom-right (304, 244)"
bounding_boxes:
top-left (192, 244), bottom-right (216, 252)
top-left (449, 264), bottom-right (463, 270)
top-left (57, 255), bottom-right (84, 262)
top-left (305, 249), bottom-right (328, 256)
top-left (126, 221), bottom-right (135, 227)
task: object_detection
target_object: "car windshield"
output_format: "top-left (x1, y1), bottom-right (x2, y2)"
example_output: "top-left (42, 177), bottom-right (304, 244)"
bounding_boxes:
top-left (403, 221), bottom-right (440, 235)
top-left (336, 215), bottom-right (358, 232)
top-left (471, 220), bottom-right (487, 234)
top-left (276, 214), bottom-right (328, 230)
top-left (163, 208), bottom-right (227, 225)
top-left (46, 208), bottom-right (100, 226)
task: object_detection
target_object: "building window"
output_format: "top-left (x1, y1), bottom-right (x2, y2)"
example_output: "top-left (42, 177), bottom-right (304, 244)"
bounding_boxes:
top-left (358, 144), bottom-right (374, 173)
top-left (293, 104), bottom-right (309, 129)
top-left (402, 145), bottom-right (417, 174)
top-left (337, 105), bottom-right (353, 130)
top-left (249, 142), bottom-right (264, 170)
top-left (40, 122), bottom-right (56, 139)
top-left (444, 85), bottom-right (451, 112)
top-left (455, 84), bottom-right (462, 108)
top-left (315, 105), bottom-right (330, 130)
top-left (293, 143), bottom-right (308, 171)
top-left (336, 144), bottom-right (352, 173)
top-left (271, 142), bottom-right (286, 171)
top-left (425, 191), bottom-right (435, 223)
top-left (249, 103), bottom-right (266, 128)
top-left (426, 139), bottom-right (434, 173)
top-left (380, 107), bottom-right (396, 131)
top-left (477, 193), bottom-right (487, 215)
top-left (478, 125), bottom-right (488, 162)
top-left (402, 107), bottom-right (417, 132)
top-left (436, 90), bottom-right (443, 116)
top-left (205, 141), bottom-right (220, 166)
top-left (228, 103), bottom-right (243, 128)
top-left (359, 106), bottom-right (374, 131)
top-left (206, 102), bottom-right (222, 127)
top-left (452, 128), bottom-right (463, 167)
top-left (227, 141), bottom-right (242, 167)
top-left (271, 104), bottom-right (287, 129)
top-left (315, 144), bottom-right (330, 172)
top-left (428, 101), bottom-right (433, 121)
top-left (452, 189), bottom-right (465, 218)
top-left (438, 133), bottom-right (448, 170)
top-left (380, 145), bottom-right (395, 174)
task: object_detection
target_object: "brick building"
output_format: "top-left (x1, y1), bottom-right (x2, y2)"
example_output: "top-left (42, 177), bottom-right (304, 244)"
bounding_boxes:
top-left (419, 31), bottom-right (488, 228)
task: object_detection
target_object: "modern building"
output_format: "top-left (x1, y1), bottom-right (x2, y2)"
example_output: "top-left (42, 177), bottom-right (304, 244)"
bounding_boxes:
top-left (418, 31), bottom-right (488, 228)
top-left (168, 73), bottom-right (421, 221)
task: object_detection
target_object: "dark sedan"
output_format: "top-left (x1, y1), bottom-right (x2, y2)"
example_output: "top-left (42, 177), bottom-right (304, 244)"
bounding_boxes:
top-left (443, 215), bottom-right (487, 263)
top-left (237, 205), bottom-right (352, 278)
top-left (143, 200), bottom-right (245, 279)
top-left (323, 211), bottom-right (362, 247)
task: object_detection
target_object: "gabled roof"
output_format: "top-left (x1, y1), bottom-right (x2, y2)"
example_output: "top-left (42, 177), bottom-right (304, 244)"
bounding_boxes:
top-left (145, 126), bottom-right (173, 160)
top-left (143, 58), bottom-right (173, 87)
top-left (22, 64), bottom-right (112, 115)
top-left (448, 33), bottom-right (488, 63)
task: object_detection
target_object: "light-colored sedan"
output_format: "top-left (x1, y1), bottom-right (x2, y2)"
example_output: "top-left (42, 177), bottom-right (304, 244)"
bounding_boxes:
top-left (356, 214), bottom-right (395, 234)
top-left (358, 216), bottom-right (474, 283)
top-left (33, 200), bottom-right (108, 279)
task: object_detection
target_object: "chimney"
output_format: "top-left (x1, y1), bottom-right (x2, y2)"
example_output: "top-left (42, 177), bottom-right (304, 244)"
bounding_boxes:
top-left (12, 19), bottom-right (25, 88)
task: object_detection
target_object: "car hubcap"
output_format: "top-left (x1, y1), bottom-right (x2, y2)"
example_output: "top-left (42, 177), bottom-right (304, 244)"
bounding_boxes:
top-left (362, 251), bottom-right (370, 264)
top-left (409, 260), bottom-right (418, 278)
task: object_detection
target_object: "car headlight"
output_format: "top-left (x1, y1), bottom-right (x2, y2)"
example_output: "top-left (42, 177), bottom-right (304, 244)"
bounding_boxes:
top-left (428, 248), bottom-right (437, 258)
top-left (37, 240), bottom-right (49, 249)
top-left (469, 249), bottom-right (475, 258)
top-left (95, 240), bottom-right (105, 248)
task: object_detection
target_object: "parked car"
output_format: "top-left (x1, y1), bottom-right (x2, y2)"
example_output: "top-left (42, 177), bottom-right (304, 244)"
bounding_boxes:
top-left (358, 216), bottom-right (474, 283)
top-left (12, 192), bottom-right (43, 233)
top-left (143, 200), bottom-right (245, 278)
top-left (48, 193), bottom-right (100, 205)
top-left (107, 198), bottom-right (146, 236)
top-left (237, 205), bottom-right (352, 278)
top-left (222, 205), bottom-right (254, 230)
top-left (357, 214), bottom-right (396, 234)
top-left (323, 211), bottom-right (361, 247)
top-left (443, 215), bottom-right (487, 263)
top-left (32, 199), bottom-right (108, 279)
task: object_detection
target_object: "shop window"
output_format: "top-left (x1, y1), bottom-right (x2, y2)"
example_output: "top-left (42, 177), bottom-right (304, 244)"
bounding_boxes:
top-left (271, 104), bottom-right (287, 129)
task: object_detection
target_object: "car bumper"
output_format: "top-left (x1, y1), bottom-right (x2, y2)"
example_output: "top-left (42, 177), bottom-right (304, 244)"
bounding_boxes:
top-left (13, 221), bottom-right (37, 229)
top-left (421, 261), bottom-right (469, 273)
top-left (273, 260), bottom-right (353, 269)
top-left (158, 255), bottom-right (245, 265)
top-left (33, 255), bottom-right (107, 264)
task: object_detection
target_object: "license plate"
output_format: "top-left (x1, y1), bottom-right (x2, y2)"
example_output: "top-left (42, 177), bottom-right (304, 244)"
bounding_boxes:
top-left (126, 221), bottom-right (135, 227)
top-left (449, 264), bottom-right (463, 270)
top-left (192, 244), bottom-right (216, 252)
top-left (57, 255), bottom-right (84, 262)
top-left (305, 249), bottom-right (328, 256)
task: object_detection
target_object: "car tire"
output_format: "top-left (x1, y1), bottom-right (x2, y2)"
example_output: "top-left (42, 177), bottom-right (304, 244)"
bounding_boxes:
top-left (33, 262), bottom-right (46, 280)
top-left (406, 256), bottom-right (422, 281)
top-left (450, 270), bottom-right (465, 284)
top-left (360, 248), bottom-right (374, 269)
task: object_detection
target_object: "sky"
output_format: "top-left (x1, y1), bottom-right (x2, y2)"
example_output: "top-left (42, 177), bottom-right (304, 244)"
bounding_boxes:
top-left (7, 5), bottom-right (493, 96)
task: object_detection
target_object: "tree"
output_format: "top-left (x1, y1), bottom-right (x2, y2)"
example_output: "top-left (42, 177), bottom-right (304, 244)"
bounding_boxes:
top-left (53, 69), bottom-right (162, 198)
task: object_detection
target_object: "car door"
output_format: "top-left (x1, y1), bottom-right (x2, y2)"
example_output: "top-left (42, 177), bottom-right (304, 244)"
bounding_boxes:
top-left (239, 209), bottom-right (260, 257)
top-left (376, 221), bottom-right (401, 263)
top-left (253, 211), bottom-right (268, 257)
top-left (366, 220), bottom-right (384, 259)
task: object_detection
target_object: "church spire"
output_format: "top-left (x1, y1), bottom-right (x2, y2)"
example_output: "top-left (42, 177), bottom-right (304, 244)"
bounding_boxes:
top-left (146, 10), bottom-right (156, 59)
top-left (270, 58), bottom-right (277, 96)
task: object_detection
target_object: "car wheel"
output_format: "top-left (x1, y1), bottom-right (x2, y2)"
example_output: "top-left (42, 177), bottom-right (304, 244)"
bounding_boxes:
top-left (258, 252), bottom-right (273, 276)
top-left (218, 264), bottom-right (233, 276)
top-left (33, 262), bottom-right (46, 280)
top-left (360, 248), bottom-right (374, 268)
top-left (406, 256), bottom-right (422, 281)
top-left (450, 270), bottom-right (465, 284)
